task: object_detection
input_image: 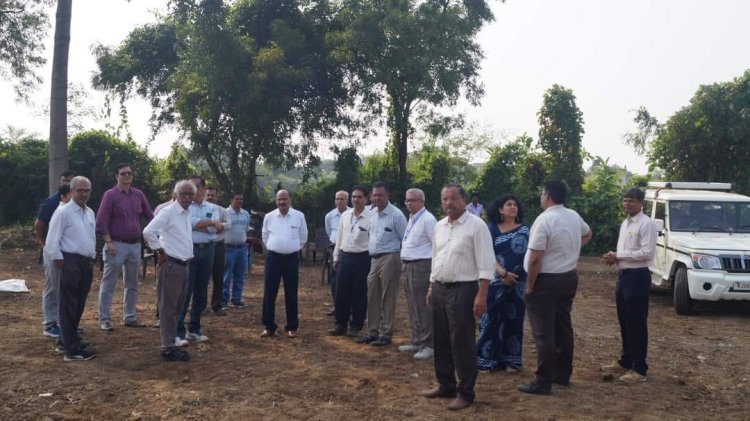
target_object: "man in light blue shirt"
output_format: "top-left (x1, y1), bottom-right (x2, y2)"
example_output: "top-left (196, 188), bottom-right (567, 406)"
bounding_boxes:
top-left (223, 192), bottom-right (251, 309)
top-left (176, 175), bottom-right (224, 345)
top-left (356, 181), bottom-right (407, 346)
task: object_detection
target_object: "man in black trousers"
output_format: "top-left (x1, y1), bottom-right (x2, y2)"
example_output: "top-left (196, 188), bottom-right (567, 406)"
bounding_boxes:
top-left (45, 176), bottom-right (97, 361)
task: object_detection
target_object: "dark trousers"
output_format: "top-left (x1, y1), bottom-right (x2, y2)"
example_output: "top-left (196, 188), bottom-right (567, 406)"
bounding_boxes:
top-left (328, 248), bottom-right (338, 303)
top-left (616, 268), bottom-right (651, 375)
top-left (334, 251), bottom-right (370, 330)
top-left (58, 252), bottom-right (93, 355)
top-left (432, 281), bottom-right (479, 402)
top-left (177, 244), bottom-right (214, 337)
top-left (525, 270), bottom-right (578, 385)
top-left (262, 251), bottom-right (299, 332)
top-left (210, 241), bottom-right (226, 311)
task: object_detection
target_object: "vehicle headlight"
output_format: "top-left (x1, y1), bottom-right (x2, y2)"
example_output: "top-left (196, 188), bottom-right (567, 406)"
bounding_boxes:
top-left (691, 254), bottom-right (722, 269)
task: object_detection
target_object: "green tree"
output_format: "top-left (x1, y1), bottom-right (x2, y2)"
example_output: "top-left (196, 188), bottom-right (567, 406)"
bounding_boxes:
top-left (570, 157), bottom-right (622, 254)
top-left (333, 0), bottom-right (498, 192)
top-left (94, 0), bottom-right (351, 204)
top-left (68, 130), bottom-right (163, 210)
top-left (0, 0), bottom-right (49, 100)
top-left (473, 135), bottom-right (533, 203)
top-left (538, 84), bottom-right (585, 194)
top-left (332, 145), bottom-right (361, 190)
top-left (648, 70), bottom-right (750, 193)
top-left (0, 134), bottom-right (48, 224)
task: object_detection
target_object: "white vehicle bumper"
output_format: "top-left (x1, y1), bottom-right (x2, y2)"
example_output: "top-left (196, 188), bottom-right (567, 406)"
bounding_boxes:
top-left (687, 269), bottom-right (750, 301)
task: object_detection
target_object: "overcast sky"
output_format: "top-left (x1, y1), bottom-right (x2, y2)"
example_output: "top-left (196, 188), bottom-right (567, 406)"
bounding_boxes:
top-left (2, 0), bottom-right (750, 174)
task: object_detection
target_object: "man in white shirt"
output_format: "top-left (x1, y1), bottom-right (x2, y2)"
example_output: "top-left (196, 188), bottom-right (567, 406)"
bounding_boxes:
top-left (143, 180), bottom-right (196, 362)
top-left (399, 188), bottom-right (437, 360)
top-left (421, 183), bottom-right (495, 411)
top-left (261, 189), bottom-right (308, 338)
top-left (518, 180), bottom-right (592, 395)
top-left (45, 176), bottom-right (96, 361)
top-left (601, 188), bottom-right (657, 383)
top-left (328, 186), bottom-right (371, 337)
top-left (465, 193), bottom-right (484, 218)
top-left (324, 190), bottom-right (350, 315)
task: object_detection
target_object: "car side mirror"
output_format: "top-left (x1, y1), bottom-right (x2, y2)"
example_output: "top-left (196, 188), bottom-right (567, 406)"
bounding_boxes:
top-left (653, 219), bottom-right (665, 236)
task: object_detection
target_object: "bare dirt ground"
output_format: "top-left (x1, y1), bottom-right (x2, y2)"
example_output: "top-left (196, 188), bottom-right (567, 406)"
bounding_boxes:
top-left (2, 246), bottom-right (750, 420)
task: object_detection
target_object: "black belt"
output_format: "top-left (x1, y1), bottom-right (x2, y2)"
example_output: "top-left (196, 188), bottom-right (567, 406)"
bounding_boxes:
top-left (341, 251), bottom-right (369, 257)
top-left (618, 267), bottom-right (649, 274)
top-left (194, 242), bottom-right (214, 249)
top-left (538, 269), bottom-right (577, 279)
top-left (167, 255), bottom-right (191, 266)
top-left (371, 251), bottom-right (397, 259)
top-left (402, 258), bottom-right (431, 264)
top-left (433, 281), bottom-right (467, 288)
top-left (215, 240), bottom-right (225, 245)
top-left (112, 238), bottom-right (139, 244)
top-left (226, 243), bottom-right (247, 249)
top-left (269, 250), bottom-right (298, 257)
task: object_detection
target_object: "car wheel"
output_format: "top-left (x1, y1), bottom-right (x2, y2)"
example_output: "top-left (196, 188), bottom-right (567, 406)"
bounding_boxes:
top-left (674, 266), bottom-right (693, 315)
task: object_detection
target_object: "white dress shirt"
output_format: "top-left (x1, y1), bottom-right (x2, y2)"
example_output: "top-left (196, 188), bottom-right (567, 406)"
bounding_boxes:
top-left (333, 208), bottom-right (372, 262)
top-left (431, 211), bottom-right (495, 283)
top-left (400, 207), bottom-right (437, 261)
top-left (262, 208), bottom-right (308, 254)
top-left (142, 201), bottom-right (194, 261)
top-left (524, 204), bottom-right (591, 273)
top-left (616, 211), bottom-right (657, 269)
top-left (325, 207), bottom-right (350, 244)
top-left (45, 201), bottom-right (96, 260)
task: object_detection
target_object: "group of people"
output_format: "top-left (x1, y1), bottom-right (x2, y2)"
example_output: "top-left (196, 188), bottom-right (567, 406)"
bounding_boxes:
top-left (35, 166), bottom-right (253, 362)
top-left (35, 164), bottom-right (658, 411)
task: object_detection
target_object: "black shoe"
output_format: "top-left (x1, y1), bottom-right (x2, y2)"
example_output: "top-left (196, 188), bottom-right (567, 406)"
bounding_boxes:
top-left (327, 325), bottom-right (347, 336)
top-left (355, 335), bottom-right (378, 344)
top-left (371, 336), bottom-right (391, 346)
top-left (517, 379), bottom-right (551, 395)
top-left (214, 308), bottom-right (227, 316)
top-left (553, 377), bottom-right (570, 387)
top-left (162, 347), bottom-right (190, 362)
top-left (346, 327), bottom-right (360, 337)
top-left (64, 350), bottom-right (95, 361)
top-left (55, 340), bottom-right (90, 354)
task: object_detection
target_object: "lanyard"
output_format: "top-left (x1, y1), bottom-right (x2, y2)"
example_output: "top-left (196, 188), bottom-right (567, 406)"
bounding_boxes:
top-left (404, 208), bottom-right (426, 241)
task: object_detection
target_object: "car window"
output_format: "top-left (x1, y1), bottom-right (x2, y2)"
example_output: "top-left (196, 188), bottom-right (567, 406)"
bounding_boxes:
top-left (668, 201), bottom-right (750, 232)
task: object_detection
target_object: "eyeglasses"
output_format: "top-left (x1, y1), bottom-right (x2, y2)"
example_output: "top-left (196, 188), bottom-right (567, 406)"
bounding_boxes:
top-left (178, 192), bottom-right (195, 196)
top-left (404, 199), bottom-right (420, 203)
top-left (118, 171), bottom-right (133, 177)
top-left (75, 189), bottom-right (91, 193)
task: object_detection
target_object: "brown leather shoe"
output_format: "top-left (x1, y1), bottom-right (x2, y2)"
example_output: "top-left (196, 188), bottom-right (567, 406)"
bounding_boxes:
top-left (421, 387), bottom-right (456, 399)
top-left (447, 397), bottom-right (472, 411)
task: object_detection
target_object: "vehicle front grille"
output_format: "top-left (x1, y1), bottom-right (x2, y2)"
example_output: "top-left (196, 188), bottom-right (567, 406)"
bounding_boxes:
top-left (720, 255), bottom-right (750, 272)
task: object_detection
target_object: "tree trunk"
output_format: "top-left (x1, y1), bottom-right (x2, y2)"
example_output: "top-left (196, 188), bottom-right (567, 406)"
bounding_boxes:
top-left (243, 156), bottom-right (258, 211)
top-left (48, 0), bottom-right (72, 194)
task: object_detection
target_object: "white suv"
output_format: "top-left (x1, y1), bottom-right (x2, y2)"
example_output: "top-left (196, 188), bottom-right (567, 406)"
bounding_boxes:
top-left (646, 182), bottom-right (750, 314)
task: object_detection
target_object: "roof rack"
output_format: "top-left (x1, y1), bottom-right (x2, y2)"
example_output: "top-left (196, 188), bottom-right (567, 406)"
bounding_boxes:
top-left (647, 181), bottom-right (732, 190)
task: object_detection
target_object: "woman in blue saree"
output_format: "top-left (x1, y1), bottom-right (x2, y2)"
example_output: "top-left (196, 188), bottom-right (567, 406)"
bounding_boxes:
top-left (476, 194), bottom-right (529, 372)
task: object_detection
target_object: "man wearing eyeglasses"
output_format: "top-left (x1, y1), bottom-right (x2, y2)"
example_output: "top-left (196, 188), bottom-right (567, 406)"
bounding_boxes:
top-left (45, 176), bottom-right (96, 361)
top-left (96, 163), bottom-right (154, 331)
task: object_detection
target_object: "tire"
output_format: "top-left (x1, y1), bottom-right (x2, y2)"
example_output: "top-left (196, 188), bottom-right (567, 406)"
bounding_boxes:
top-left (673, 266), bottom-right (693, 315)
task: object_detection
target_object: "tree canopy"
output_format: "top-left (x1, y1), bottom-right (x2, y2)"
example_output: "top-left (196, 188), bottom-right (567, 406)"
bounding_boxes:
top-left (537, 84), bottom-right (585, 194)
top-left (333, 0), bottom-right (497, 191)
top-left (0, 0), bottom-right (50, 100)
top-left (646, 70), bottom-right (750, 192)
top-left (94, 0), bottom-right (353, 203)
